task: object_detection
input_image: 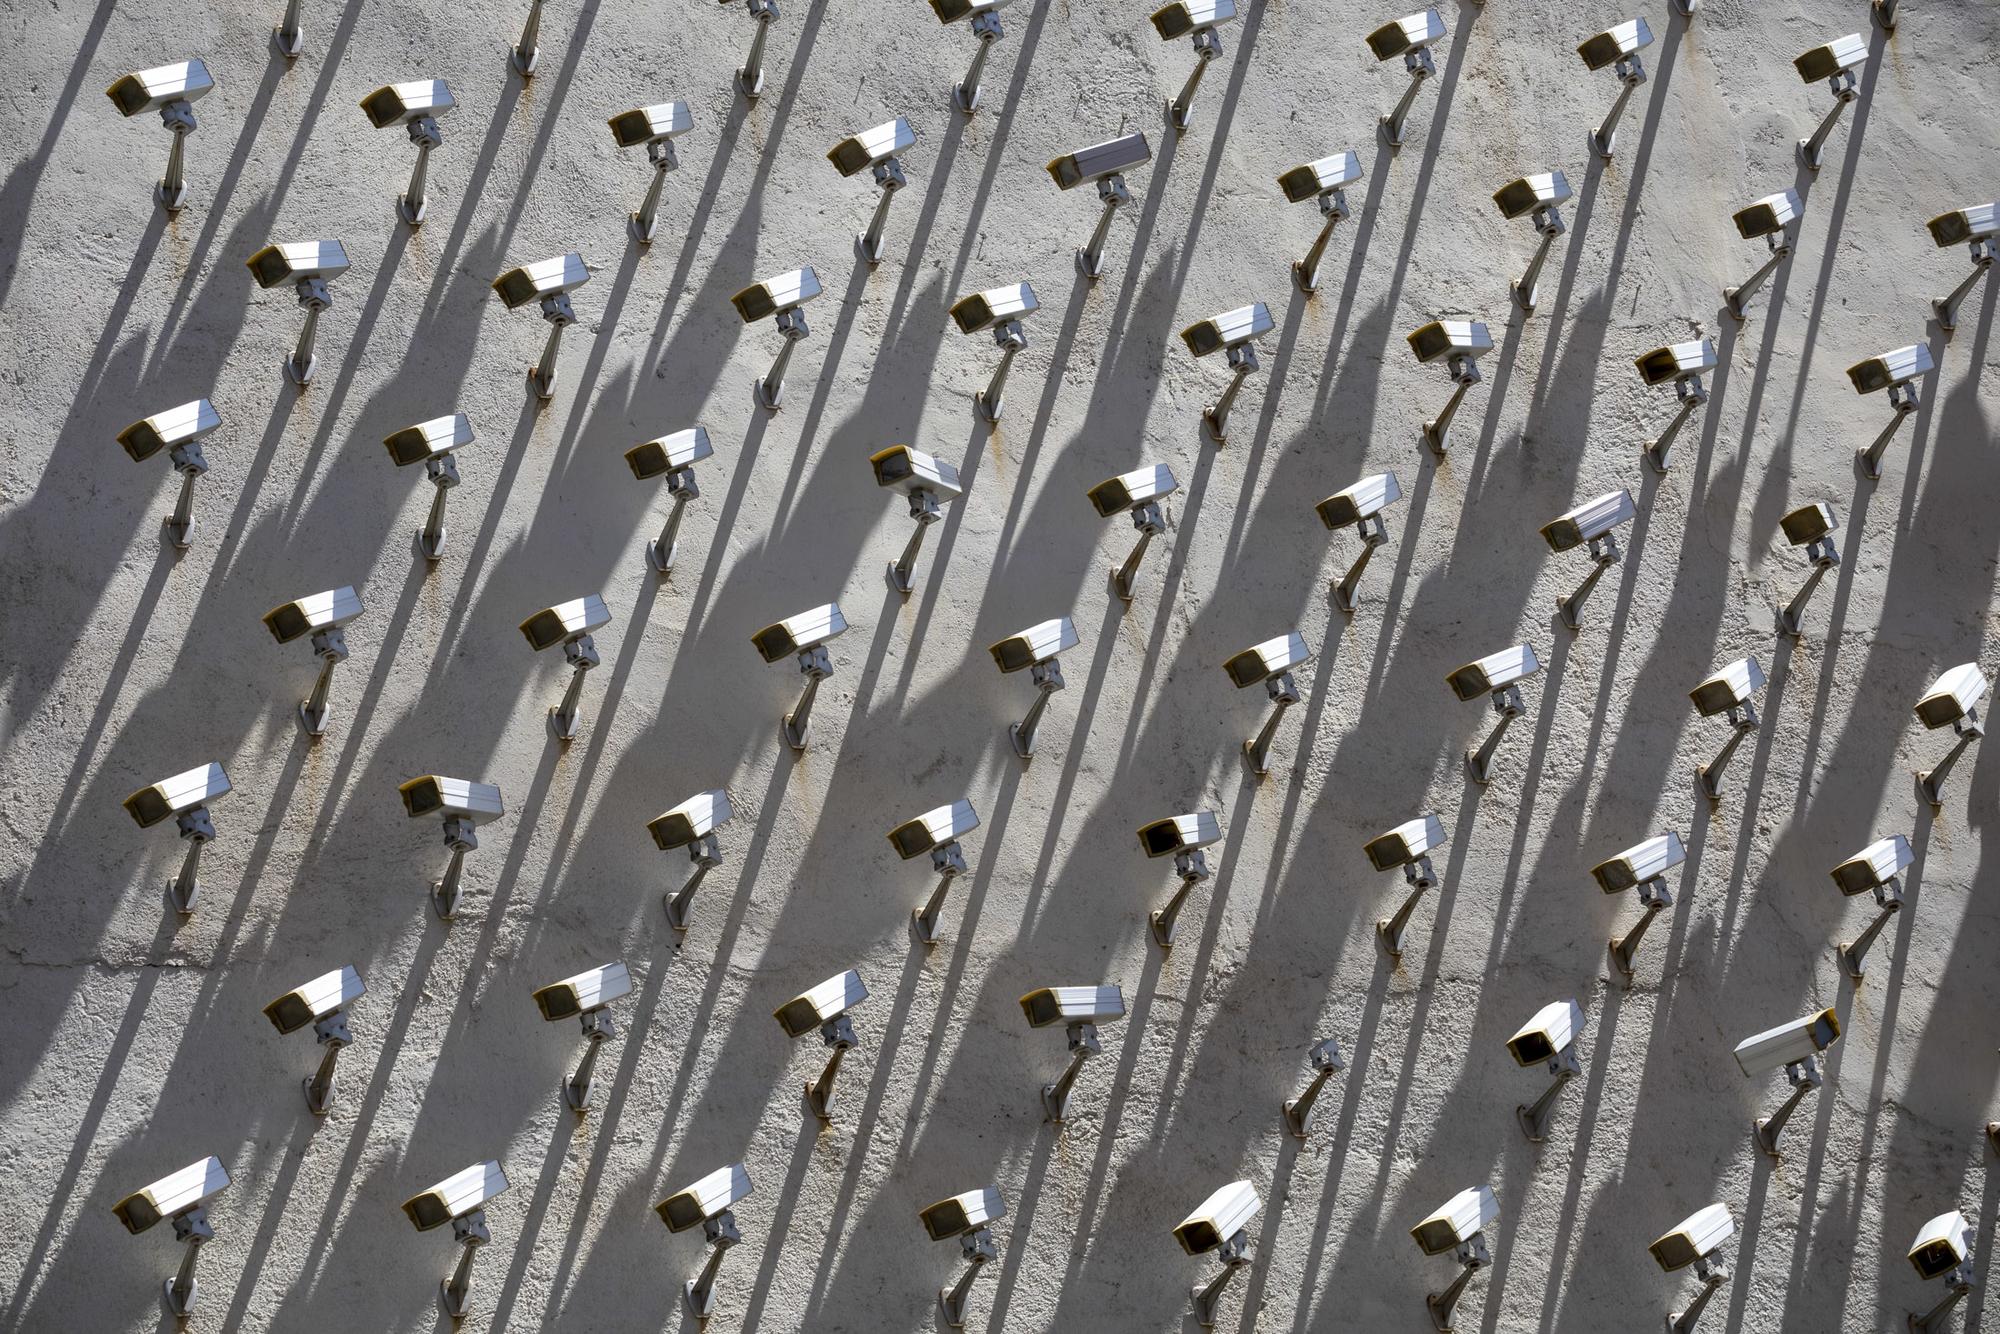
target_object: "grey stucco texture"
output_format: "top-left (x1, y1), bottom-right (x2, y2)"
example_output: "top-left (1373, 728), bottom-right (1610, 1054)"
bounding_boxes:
top-left (2, 0), bottom-right (1998, 1329)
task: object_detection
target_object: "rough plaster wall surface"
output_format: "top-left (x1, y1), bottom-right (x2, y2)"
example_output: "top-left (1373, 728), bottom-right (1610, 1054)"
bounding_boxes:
top-left (1, 0), bottom-right (1998, 1329)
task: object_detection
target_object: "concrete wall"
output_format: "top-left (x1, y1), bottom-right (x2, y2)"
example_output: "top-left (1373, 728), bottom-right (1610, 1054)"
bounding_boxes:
top-left (2, 0), bottom-right (1998, 1329)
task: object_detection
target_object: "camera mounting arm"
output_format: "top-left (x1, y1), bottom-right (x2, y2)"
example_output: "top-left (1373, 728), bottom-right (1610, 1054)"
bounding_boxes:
top-left (1114, 500), bottom-right (1168, 603)
top-left (1009, 657), bottom-right (1067, 760)
top-left (1243, 671), bottom-right (1300, 777)
top-left (1168, 26), bottom-right (1224, 134)
top-left (1376, 856), bottom-right (1438, 961)
top-left (1668, 1254), bottom-right (1729, 1333)
top-left (1753, 1054), bottom-right (1823, 1160)
top-left (546, 633), bottom-right (601, 743)
top-left (954, 9), bottom-right (1005, 115)
top-left (912, 840), bottom-right (970, 945)
top-left (1588, 53), bottom-right (1646, 161)
top-left (431, 815), bottom-right (480, 922)
top-left (664, 833), bottom-right (724, 932)
top-left (1076, 174), bottom-right (1133, 280)
top-left (1332, 513), bottom-right (1389, 614)
top-left (1421, 354), bottom-right (1482, 457)
top-left (439, 1210), bottom-right (490, 1320)
top-left (1934, 236), bottom-right (1996, 333)
top-left (162, 1205), bottom-right (215, 1316)
top-left (649, 465), bottom-right (701, 575)
top-left (1836, 877), bottom-right (1903, 982)
top-left (1040, 1020), bottom-right (1102, 1122)
top-left (167, 804), bottom-right (217, 916)
top-left (683, 1210), bottom-right (742, 1318)
top-left (1294, 187), bottom-right (1351, 294)
top-left (1466, 684), bottom-right (1526, 786)
top-left (1556, 531), bottom-right (1621, 631)
top-left (1918, 706), bottom-right (1982, 808)
top-left (1426, 1232), bottom-right (1490, 1332)
top-left (1609, 877), bottom-right (1673, 986)
top-left (782, 644), bottom-right (834, 751)
top-left (1148, 847), bottom-right (1211, 948)
top-left (1696, 700), bottom-right (1757, 802)
top-left (940, 1226), bottom-right (999, 1327)
top-left (1189, 1228), bottom-right (1251, 1327)
top-left (563, 1008), bottom-right (617, 1112)
top-left (1725, 227), bottom-right (1796, 322)
top-left (804, 1015), bottom-right (858, 1123)
top-left (975, 319), bottom-right (1028, 423)
top-left (756, 307), bottom-right (811, 411)
top-left (1381, 48), bottom-right (1435, 149)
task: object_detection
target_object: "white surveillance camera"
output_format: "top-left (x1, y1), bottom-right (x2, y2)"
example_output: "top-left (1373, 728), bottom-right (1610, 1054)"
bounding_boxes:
top-left (607, 102), bottom-right (693, 242)
top-left (1089, 465), bottom-right (1178, 603)
top-left (1689, 656), bottom-right (1764, 802)
top-left (922, 1186), bottom-right (1007, 1327)
top-left (990, 618), bottom-right (1080, 760)
top-left (829, 117), bottom-right (917, 265)
top-left (1175, 1179), bottom-right (1259, 1328)
top-left (245, 241), bottom-right (351, 384)
top-left (775, 970), bottom-right (868, 1123)
top-left (1541, 490), bottom-right (1635, 630)
top-left (1368, 9), bottom-right (1445, 147)
top-left (358, 80), bottom-right (455, 226)
top-left (1493, 172), bottom-right (1573, 313)
top-left (1446, 645), bottom-right (1540, 785)
top-left (659, 1163), bottom-right (754, 1318)
top-left (1181, 303), bottom-right (1273, 444)
top-left (384, 412), bottom-right (474, 561)
top-left (123, 761), bottom-right (232, 916)
top-left (892, 799), bottom-right (980, 945)
top-left (1138, 810), bottom-right (1222, 948)
top-left (1781, 502), bottom-right (1838, 549)
top-left (1508, 999), bottom-right (1584, 1141)
top-left (117, 398), bottom-right (221, 551)
top-left (106, 59), bottom-right (214, 213)
top-left (1634, 338), bottom-right (1717, 472)
top-left (1281, 1036), bottom-right (1347, 1139)
top-left (751, 603), bottom-right (848, 750)
top-left (872, 445), bottom-right (964, 596)
top-left (520, 594), bottom-right (613, 743)
top-left (1224, 631), bottom-right (1311, 777)
top-left (1793, 34), bottom-right (1867, 171)
top-left (1850, 344), bottom-right (1935, 480)
top-left (112, 1155), bottom-right (231, 1317)
top-left (1317, 472), bottom-right (1403, 613)
top-left (1909, 1209), bottom-right (1973, 1281)
top-left (1914, 662), bottom-right (1989, 808)
top-left (1736, 1009), bottom-right (1840, 1160)
top-left (1047, 133), bottom-right (1153, 279)
top-left (1411, 1185), bottom-right (1498, 1329)
top-left (402, 1160), bottom-right (510, 1320)
top-left (1021, 985), bottom-right (1125, 1121)
top-left (930, 0), bottom-right (1019, 115)
top-left (492, 253), bottom-right (593, 402)
top-left (1150, 0), bottom-right (1237, 133)
top-left (1578, 19), bottom-right (1652, 159)
top-left (262, 586), bottom-right (364, 738)
top-left (1406, 320), bottom-right (1493, 456)
top-left (1278, 151), bottom-right (1362, 292)
top-left (1725, 189), bottom-right (1805, 321)
top-left (732, 267), bottom-right (824, 410)
top-left (625, 426), bottom-right (714, 576)
top-left (1777, 502), bottom-right (1840, 637)
top-left (1367, 813), bottom-right (1447, 959)
top-left (1927, 203), bottom-right (1998, 333)
top-left (1828, 833), bottom-right (1913, 982)
top-left (1595, 830), bottom-right (1685, 984)
top-left (649, 789), bottom-right (733, 931)
top-left (951, 282), bottom-right (1039, 423)
top-left (532, 961), bottom-right (631, 1112)
top-left (264, 964), bottom-right (364, 1115)
top-left (398, 775), bottom-right (504, 922)
top-left (1651, 1202), bottom-right (1734, 1330)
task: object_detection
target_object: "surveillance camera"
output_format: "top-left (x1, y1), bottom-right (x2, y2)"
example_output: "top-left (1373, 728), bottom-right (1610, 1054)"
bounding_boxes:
top-left (1180, 303), bottom-right (1273, 444)
top-left (658, 1161), bottom-right (753, 1317)
top-left (358, 80), bottom-right (455, 226)
top-left (1914, 662), bottom-right (1989, 807)
top-left (1830, 833), bottom-right (1913, 897)
top-left (1406, 320), bottom-right (1494, 455)
top-left (648, 789), bottom-right (733, 931)
top-left (1794, 33), bottom-right (1868, 169)
top-left (1734, 1008), bottom-right (1839, 1079)
top-left (492, 253), bottom-right (594, 401)
top-left (1651, 1201), bottom-right (1733, 1329)
top-left (1224, 631), bottom-right (1310, 777)
top-left (123, 761), bottom-right (232, 916)
top-left (1690, 656), bottom-right (1765, 718)
top-left (264, 964), bottom-right (364, 1114)
top-left (520, 593), bottom-right (612, 743)
top-left (872, 445), bottom-right (965, 595)
top-left (112, 1155), bottom-right (231, 1316)
top-left (1150, 0), bottom-right (1236, 132)
top-left (1367, 812), bottom-right (1447, 958)
top-left (1593, 831), bottom-right (1685, 894)
top-left (1368, 8), bottom-right (1446, 147)
top-left (606, 102), bottom-right (693, 242)
top-left (383, 412), bottom-right (474, 560)
top-left (1507, 999), bottom-right (1581, 1067)
top-left (1278, 150), bottom-right (1362, 292)
top-left (1849, 343), bottom-right (1934, 396)
top-left (1088, 465), bottom-right (1178, 602)
top-left (1021, 985), bottom-right (1125, 1121)
top-left (892, 799), bottom-right (980, 943)
top-left (403, 1160), bottom-right (510, 1319)
top-left (1578, 18), bottom-right (1653, 159)
top-left (1578, 17), bottom-right (1652, 70)
top-left (1775, 502), bottom-right (1841, 637)
top-left (1138, 810), bottom-right (1222, 947)
top-left (625, 427), bottom-right (715, 574)
top-left (1926, 203), bottom-right (1998, 333)
top-left (828, 117), bottom-right (917, 265)
top-left (1412, 1184), bottom-right (1498, 1255)
top-left (949, 281), bottom-right (1038, 422)
top-left (930, 0), bottom-right (1018, 114)
top-left (1542, 490), bottom-right (1636, 630)
top-left (922, 1186), bottom-right (1007, 1327)
top-left (106, 59), bottom-right (215, 213)
top-left (775, 969), bottom-right (868, 1122)
top-left (532, 961), bottom-right (631, 1111)
top-left (1313, 471), bottom-right (1404, 613)
top-left (1493, 173), bottom-right (1573, 312)
top-left (751, 602), bottom-right (848, 750)
top-left (1048, 132), bottom-right (1153, 278)
top-left (1446, 644), bottom-right (1540, 701)
top-left (731, 267), bottom-right (824, 409)
top-left (1633, 338), bottom-right (1717, 471)
top-left (1175, 1179), bottom-right (1259, 1326)
top-left (990, 618), bottom-right (1080, 760)
top-left (117, 397), bottom-right (221, 551)
top-left (1781, 502), bottom-right (1838, 549)
top-left (1909, 1209), bottom-right (1973, 1281)
top-left (246, 240), bottom-right (352, 384)
top-left (262, 585), bottom-right (364, 737)
top-left (1725, 190), bottom-right (1806, 320)
top-left (398, 774), bottom-right (504, 921)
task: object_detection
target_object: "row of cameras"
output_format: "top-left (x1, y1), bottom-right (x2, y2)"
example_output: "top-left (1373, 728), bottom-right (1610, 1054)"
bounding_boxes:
top-left (110, 973), bottom-right (1988, 1331)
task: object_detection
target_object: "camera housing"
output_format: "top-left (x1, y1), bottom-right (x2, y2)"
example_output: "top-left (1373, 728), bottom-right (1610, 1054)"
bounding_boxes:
top-left (1733, 1009), bottom-right (1841, 1077)
top-left (403, 1161), bottom-right (509, 1230)
top-left (1636, 339), bottom-right (1717, 386)
top-left (399, 775), bottom-right (505, 825)
top-left (951, 283), bottom-right (1039, 334)
top-left (246, 240), bottom-right (350, 289)
top-left (1088, 464), bottom-right (1178, 516)
top-left (1137, 811), bottom-right (1222, 859)
top-left (1411, 1185), bottom-right (1498, 1255)
top-left (1650, 1203), bottom-right (1734, 1272)
top-left (1690, 657), bottom-right (1766, 717)
top-left (1446, 644), bottom-right (1540, 701)
top-left (1365, 813), bottom-right (1446, 871)
top-left (263, 965), bottom-right (365, 1034)
top-left (113, 1157), bottom-right (231, 1233)
top-left (1020, 985), bottom-right (1125, 1027)
top-left (533, 962), bottom-right (633, 1021)
top-left (1316, 473), bottom-right (1403, 529)
top-left (1795, 33), bottom-right (1867, 82)
top-left (990, 618), bottom-right (1079, 673)
top-left (1492, 172), bottom-right (1572, 220)
top-left (1174, 1180), bottom-right (1261, 1254)
top-left (520, 594), bottom-right (611, 652)
top-left (1408, 319), bottom-right (1493, 364)
top-left (1541, 489), bottom-right (1635, 552)
top-left (1829, 834), bottom-right (1912, 896)
top-left (872, 445), bottom-right (965, 503)
top-left (828, 117), bottom-right (915, 176)
top-left (751, 603), bottom-right (849, 662)
top-left (774, 970), bottom-right (868, 1038)
top-left (263, 586), bottom-right (364, 645)
top-left (493, 252), bottom-right (593, 309)
top-left (1928, 203), bottom-right (1999, 247)
top-left (1506, 1000), bottom-right (1582, 1066)
top-left (1279, 151), bottom-right (1362, 203)
top-left (649, 790), bottom-right (733, 850)
top-left (658, 1163), bottom-right (754, 1232)
top-left (921, 1187), bottom-right (1006, 1241)
top-left (1366, 8), bottom-right (1445, 59)
top-left (1181, 303), bottom-right (1273, 358)
top-left (732, 267), bottom-right (824, 323)
top-left (1847, 344), bottom-right (1934, 395)
top-left (123, 762), bottom-right (232, 828)
top-left (385, 412), bottom-right (474, 466)
top-left (1780, 502), bottom-right (1838, 548)
top-left (107, 60), bottom-right (216, 117)
top-left (1047, 133), bottom-right (1153, 189)
top-left (1915, 662), bottom-right (1988, 729)
top-left (1151, 0), bottom-right (1235, 39)
top-left (1909, 1210), bottom-right (1972, 1281)
top-left (888, 800), bottom-right (980, 859)
top-left (608, 101), bottom-right (693, 148)
top-left (626, 426), bottom-right (713, 479)
top-left (1734, 190), bottom-right (1803, 240)
top-left (118, 398), bottom-right (221, 464)
top-left (1222, 631), bottom-right (1310, 688)
top-left (1592, 831), bottom-right (1685, 893)
top-left (1578, 18), bottom-right (1652, 69)
top-left (360, 80), bottom-right (455, 129)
